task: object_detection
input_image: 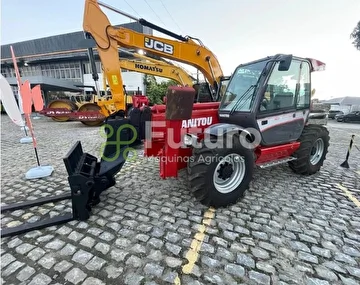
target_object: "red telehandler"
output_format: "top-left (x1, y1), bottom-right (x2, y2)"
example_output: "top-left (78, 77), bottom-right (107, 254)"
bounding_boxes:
top-left (72, 1), bottom-right (329, 208)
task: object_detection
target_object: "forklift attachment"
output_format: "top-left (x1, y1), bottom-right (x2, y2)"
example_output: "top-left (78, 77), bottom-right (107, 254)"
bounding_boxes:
top-left (0, 193), bottom-right (73, 238)
top-left (0, 123), bottom-right (132, 238)
top-left (0, 86), bottom-right (209, 237)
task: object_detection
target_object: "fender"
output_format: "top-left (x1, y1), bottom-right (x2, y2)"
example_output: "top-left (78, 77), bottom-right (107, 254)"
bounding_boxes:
top-left (204, 123), bottom-right (251, 138)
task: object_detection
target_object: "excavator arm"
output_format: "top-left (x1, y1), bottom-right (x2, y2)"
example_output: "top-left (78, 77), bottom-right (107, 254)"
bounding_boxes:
top-left (119, 52), bottom-right (195, 86)
top-left (83, 0), bottom-right (223, 114)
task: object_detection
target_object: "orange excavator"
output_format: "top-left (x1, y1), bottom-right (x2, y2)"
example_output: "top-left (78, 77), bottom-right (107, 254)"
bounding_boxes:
top-left (79, 0), bottom-right (225, 119)
top-left (40, 0), bottom-right (226, 125)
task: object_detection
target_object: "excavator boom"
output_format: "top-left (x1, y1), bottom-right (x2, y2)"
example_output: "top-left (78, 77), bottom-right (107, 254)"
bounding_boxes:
top-left (119, 53), bottom-right (195, 86)
top-left (83, 0), bottom-right (223, 113)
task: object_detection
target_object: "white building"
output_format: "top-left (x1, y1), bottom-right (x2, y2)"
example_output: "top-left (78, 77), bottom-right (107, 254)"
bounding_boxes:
top-left (1, 22), bottom-right (152, 106)
top-left (322, 96), bottom-right (360, 114)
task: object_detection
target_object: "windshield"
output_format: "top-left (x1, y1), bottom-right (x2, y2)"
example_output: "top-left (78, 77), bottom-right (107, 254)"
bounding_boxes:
top-left (219, 60), bottom-right (268, 112)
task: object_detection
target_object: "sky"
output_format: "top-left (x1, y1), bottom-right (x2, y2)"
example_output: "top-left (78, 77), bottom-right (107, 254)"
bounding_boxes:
top-left (1, 0), bottom-right (360, 100)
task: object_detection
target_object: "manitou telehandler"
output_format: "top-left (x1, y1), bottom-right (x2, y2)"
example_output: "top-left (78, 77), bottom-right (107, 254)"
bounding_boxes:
top-left (183, 55), bottom-right (329, 206)
top-left (73, 0), bottom-right (329, 208)
top-left (70, 0), bottom-right (329, 207)
top-left (73, 54), bottom-right (330, 209)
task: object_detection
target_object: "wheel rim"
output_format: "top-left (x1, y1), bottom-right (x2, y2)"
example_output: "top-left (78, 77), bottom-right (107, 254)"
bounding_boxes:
top-left (213, 153), bottom-right (246, 194)
top-left (310, 138), bottom-right (324, 165)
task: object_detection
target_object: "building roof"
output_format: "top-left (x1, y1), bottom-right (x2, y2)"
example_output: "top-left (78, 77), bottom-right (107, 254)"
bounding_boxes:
top-left (322, 96), bottom-right (360, 105)
top-left (6, 76), bottom-right (82, 92)
top-left (1, 22), bottom-right (153, 63)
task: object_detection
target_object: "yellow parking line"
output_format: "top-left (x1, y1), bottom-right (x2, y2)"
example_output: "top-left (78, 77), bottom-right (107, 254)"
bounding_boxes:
top-left (182, 207), bottom-right (216, 274)
top-left (337, 183), bottom-right (360, 208)
top-left (173, 207), bottom-right (216, 284)
top-left (174, 275), bottom-right (181, 285)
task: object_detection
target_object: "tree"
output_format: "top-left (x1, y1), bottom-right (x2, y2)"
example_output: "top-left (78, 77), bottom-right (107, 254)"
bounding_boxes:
top-left (144, 75), bottom-right (178, 105)
top-left (350, 21), bottom-right (360, 50)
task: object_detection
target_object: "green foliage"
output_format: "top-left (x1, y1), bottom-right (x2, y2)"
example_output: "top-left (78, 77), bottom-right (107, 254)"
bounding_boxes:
top-left (350, 21), bottom-right (360, 50)
top-left (48, 91), bottom-right (68, 100)
top-left (144, 75), bottom-right (178, 105)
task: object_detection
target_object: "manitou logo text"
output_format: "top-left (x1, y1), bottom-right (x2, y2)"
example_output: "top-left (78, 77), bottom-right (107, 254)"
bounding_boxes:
top-left (182, 117), bottom-right (213, 128)
top-left (144, 37), bottom-right (174, 55)
top-left (134, 63), bottom-right (163, 73)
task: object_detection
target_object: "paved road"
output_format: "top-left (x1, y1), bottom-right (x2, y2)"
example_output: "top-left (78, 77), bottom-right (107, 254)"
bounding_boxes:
top-left (326, 120), bottom-right (360, 130)
top-left (1, 115), bottom-right (360, 285)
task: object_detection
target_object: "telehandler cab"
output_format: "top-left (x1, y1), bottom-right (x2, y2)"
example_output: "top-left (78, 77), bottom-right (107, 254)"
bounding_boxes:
top-left (184, 54), bottom-right (329, 207)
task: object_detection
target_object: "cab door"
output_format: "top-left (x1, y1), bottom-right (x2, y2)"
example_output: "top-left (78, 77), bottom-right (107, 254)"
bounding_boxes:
top-left (256, 59), bottom-right (311, 146)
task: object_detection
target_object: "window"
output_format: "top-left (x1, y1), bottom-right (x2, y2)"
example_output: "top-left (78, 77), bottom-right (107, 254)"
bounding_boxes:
top-left (260, 60), bottom-right (301, 112)
top-left (83, 63), bottom-right (90, 74)
top-left (219, 60), bottom-right (267, 112)
top-left (95, 61), bottom-right (101, 72)
top-left (296, 62), bottom-right (310, 109)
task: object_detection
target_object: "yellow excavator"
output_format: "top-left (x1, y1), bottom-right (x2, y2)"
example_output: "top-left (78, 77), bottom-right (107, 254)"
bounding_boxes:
top-left (77, 53), bottom-right (198, 126)
top-left (42, 0), bottom-right (227, 125)
top-left (119, 48), bottom-right (196, 87)
top-left (42, 51), bottom-right (197, 125)
top-left (79, 0), bottom-right (225, 120)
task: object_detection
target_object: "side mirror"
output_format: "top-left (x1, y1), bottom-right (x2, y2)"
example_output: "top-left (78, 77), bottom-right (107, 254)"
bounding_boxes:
top-left (278, 54), bottom-right (293, 71)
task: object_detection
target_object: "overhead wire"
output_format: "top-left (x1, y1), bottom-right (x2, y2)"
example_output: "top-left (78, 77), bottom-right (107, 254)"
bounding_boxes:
top-left (159, 0), bottom-right (183, 35)
top-left (142, 0), bottom-right (167, 27)
top-left (121, 0), bottom-right (194, 80)
top-left (123, 0), bottom-right (141, 17)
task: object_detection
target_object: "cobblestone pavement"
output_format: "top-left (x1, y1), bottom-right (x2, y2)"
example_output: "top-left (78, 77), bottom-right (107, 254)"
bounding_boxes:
top-left (1, 115), bottom-right (360, 285)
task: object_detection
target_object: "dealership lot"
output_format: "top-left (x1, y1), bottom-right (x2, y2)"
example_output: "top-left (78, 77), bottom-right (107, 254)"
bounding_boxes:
top-left (1, 115), bottom-right (359, 285)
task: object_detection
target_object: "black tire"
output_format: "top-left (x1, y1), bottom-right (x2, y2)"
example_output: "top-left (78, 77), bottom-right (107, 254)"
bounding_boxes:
top-left (187, 135), bottom-right (254, 208)
top-left (288, 124), bottom-right (330, 175)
